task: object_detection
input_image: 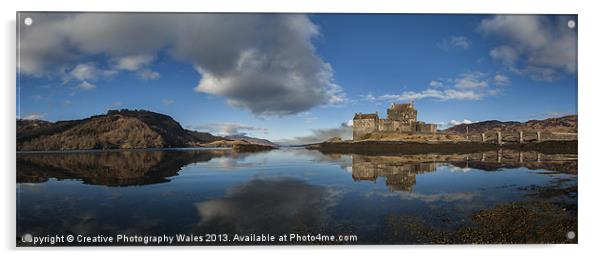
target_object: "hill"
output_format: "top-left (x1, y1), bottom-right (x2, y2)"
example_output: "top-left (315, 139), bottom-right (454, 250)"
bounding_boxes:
top-left (443, 115), bottom-right (577, 134)
top-left (225, 134), bottom-right (279, 147)
top-left (17, 109), bottom-right (226, 151)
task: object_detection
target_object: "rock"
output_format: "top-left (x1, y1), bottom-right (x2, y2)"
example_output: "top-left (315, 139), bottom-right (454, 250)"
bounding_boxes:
top-left (325, 137), bottom-right (343, 143)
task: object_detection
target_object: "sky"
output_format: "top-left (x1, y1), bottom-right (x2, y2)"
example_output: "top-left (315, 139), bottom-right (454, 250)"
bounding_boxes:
top-left (17, 13), bottom-right (577, 144)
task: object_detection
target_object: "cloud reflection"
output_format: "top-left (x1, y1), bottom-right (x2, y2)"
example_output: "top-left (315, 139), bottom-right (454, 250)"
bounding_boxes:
top-left (195, 178), bottom-right (341, 234)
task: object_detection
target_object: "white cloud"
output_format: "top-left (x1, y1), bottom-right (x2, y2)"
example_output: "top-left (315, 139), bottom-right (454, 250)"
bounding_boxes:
top-left (323, 83), bottom-right (348, 106)
top-left (370, 72), bottom-right (500, 102)
top-left (70, 63), bottom-right (97, 81)
top-left (454, 72), bottom-right (488, 89)
top-left (21, 113), bottom-right (45, 120)
top-left (361, 93), bottom-right (377, 102)
top-left (443, 89), bottom-right (485, 100)
top-left (114, 55), bottom-right (160, 80)
top-left (77, 81), bottom-right (96, 90)
top-left (520, 66), bottom-right (561, 81)
top-left (68, 63), bottom-right (116, 82)
top-left (278, 122), bottom-right (352, 145)
top-left (429, 80), bottom-right (444, 88)
top-left (489, 45), bottom-right (519, 66)
top-left (493, 74), bottom-right (510, 85)
top-left (192, 122), bottom-right (267, 136)
top-left (448, 119), bottom-right (477, 126)
top-left (161, 99), bottom-right (175, 106)
top-left (64, 63), bottom-right (118, 89)
top-left (114, 54), bottom-right (154, 71)
top-left (377, 89), bottom-right (483, 102)
top-left (137, 69), bottom-right (160, 80)
top-left (67, 56), bottom-right (158, 85)
top-left (19, 13), bottom-right (343, 116)
top-left (479, 15), bottom-right (577, 80)
top-left (441, 36), bottom-right (471, 50)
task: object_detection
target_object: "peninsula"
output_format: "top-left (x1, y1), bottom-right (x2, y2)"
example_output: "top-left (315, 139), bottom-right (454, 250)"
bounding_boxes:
top-left (307, 102), bottom-right (577, 155)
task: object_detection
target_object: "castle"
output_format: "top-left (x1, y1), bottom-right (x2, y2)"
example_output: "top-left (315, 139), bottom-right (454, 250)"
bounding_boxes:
top-left (353, 102), bottom-right (437, 140)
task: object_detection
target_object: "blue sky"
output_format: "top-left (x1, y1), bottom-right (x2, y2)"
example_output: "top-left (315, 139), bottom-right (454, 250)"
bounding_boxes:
top-left (17, 13), bottom-right (577, 143)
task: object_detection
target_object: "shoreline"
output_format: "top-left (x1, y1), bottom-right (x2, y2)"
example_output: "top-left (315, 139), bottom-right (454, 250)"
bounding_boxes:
top-left (306, 140), bottom-right (577, 155)
top-left (17, 143), bottom-right (277, 154)
top-left (15, 146), bottom-right (233, 154)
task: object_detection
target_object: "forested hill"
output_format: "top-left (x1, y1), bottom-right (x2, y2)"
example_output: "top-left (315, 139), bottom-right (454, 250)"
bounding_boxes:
top-left (443, 115), bottom-right (577, 134)
top-left (17, 109), bottom-right (226, 151)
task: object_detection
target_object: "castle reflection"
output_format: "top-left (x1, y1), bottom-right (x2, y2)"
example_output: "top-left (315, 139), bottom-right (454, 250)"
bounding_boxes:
top-left (352, 155), bottom-right (436, 192)
top-left (350, 150), bottom-right (577, 192)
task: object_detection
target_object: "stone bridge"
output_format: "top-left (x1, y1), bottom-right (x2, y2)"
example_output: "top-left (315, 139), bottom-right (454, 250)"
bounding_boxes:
top-left (465, 131), bottom-right (577, 145)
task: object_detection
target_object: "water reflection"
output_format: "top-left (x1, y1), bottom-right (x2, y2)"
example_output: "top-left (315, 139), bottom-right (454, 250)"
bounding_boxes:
top-left (349, 150), bottom-right (576, 193)
top-left (352, 156), bottom-right (436, 192)
top-left (16, 148), bottom-right (577, 244)
top-left (17, 149), bottom-right (577, 189)
top-left (17, 149), bottom-right (231, 186)
top-left (195, 178), bottom-right (341, 235)
top-left (450, 150), bottom-right (577, 174)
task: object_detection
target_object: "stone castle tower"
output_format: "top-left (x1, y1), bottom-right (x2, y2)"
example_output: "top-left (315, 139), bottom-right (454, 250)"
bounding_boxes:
top-left (386, 101), bottom-right (417, 124)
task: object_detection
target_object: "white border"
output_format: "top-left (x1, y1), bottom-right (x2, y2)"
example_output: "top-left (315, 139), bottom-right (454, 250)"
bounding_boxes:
top-left (3, 0), bottom-right (601, 259)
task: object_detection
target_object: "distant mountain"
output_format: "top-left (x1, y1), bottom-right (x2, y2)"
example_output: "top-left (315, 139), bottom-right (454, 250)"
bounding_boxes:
top-left (17, 109), bottom-right (226, 151)
top-left (225, 134), bottom-right (279, 147)
top-left (443, 115), bottom-right (577, 134)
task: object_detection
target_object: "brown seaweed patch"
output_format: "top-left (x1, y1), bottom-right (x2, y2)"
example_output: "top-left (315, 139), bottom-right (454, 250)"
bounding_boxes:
top-left (385, 201), bottom-right (577, 244)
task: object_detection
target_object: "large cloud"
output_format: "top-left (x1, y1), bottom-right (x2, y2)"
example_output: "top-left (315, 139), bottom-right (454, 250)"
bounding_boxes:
top-left (478, 15), bottom-right (577, 81)
top-left (18, 13), bottom-right (344, 116)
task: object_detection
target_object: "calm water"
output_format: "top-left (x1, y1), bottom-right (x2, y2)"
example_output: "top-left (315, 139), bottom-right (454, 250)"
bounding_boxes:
top-left (17, 148), bottom-right (577, 245)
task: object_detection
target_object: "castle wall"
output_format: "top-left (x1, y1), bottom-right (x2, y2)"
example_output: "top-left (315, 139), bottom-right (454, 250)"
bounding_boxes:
top-left (353, 118), bottom-right (378, 140)
top-left (353, 119), bottom-right (436, 139)
top-left (415, 122), bottom-right (437, 133)
top-left (378, 119), bottom-right (414, 132)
